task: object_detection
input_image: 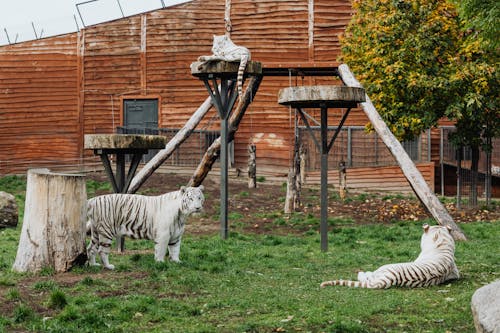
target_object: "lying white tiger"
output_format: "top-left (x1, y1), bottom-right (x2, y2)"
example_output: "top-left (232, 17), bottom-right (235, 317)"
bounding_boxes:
top-left (87, 186), bottom-right (204, 270)
top-left (320, 224), bottom-right (459, 289)
top-left (197, 34), bottom-right (251, 98)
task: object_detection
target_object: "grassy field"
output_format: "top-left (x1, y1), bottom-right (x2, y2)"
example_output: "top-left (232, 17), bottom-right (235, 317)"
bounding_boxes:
top-left (0, 175), bottom-right (498, 332)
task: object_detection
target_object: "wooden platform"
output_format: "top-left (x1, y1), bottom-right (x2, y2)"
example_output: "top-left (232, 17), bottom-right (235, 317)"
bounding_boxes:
top-left (278, 85), bottom-right (366, 108)
top-left (190, 60), bottom-right (262, 78)
top-left (84, 134), bottom-right (166, 150)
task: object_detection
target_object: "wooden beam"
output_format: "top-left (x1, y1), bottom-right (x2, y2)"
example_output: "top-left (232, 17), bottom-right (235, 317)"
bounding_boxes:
top-left (338, 64), bottom-right (467, 241)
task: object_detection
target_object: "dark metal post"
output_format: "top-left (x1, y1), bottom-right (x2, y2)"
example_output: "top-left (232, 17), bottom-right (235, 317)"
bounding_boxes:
top-left (320, 104), bottom-right (329, 252)
top-left (220, 114), bottom-right (229, 239)
top-left (200, 76), bottom-right (237, 239)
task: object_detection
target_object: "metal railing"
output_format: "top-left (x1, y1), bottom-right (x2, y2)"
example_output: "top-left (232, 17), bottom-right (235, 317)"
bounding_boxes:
top-left (297, 126), bottom-right (429, 171)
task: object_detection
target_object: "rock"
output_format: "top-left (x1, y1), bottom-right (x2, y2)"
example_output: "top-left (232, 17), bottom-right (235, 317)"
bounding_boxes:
top-left (0, 191), bottom-right (18, 228)
top-left (471, 280), bottom-right (500, 333)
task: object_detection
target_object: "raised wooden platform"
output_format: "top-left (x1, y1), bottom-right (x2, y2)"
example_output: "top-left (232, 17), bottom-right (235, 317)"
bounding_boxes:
top-left (278, 85), bottom-right (366, 108)
top-left (190, 60), bottom-right (262, 78)
top-left (84, 134), bottom-right (166, 151)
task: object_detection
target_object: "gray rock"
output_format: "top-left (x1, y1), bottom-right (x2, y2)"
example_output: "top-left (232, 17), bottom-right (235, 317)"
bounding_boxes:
top-left (0, 191), bottom-right (18, 228)
top-left (471, 280), bottom-right (500, 333)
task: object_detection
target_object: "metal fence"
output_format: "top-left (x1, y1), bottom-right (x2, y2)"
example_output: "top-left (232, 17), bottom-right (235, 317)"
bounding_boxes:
top-left (297, 126), bottom-right (430, 171)
top-left (439, 126), bottom-right (499, 207)
top-left (116, 126), bottom-right (219, 167)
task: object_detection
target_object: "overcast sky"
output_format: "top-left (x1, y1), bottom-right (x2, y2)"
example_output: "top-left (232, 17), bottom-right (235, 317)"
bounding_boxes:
top-left (0, 0), bottom-right (190, 46)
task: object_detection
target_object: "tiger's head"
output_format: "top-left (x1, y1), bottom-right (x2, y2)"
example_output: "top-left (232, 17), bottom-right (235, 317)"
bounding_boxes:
top-left (421, 223), bottom-right (456, 253)
top-left (179, 185), bottom-right (205, 215)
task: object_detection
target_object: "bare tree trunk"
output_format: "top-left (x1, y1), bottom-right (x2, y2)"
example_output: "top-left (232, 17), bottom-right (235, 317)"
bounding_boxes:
top-left (299, 145), bottom-right (307, 185)
top-left (13, 169), bottom-right (87, 273)
top-left (339, 64), bottom-right (467, 241)
top-left (284, 134), bottom-right (302, 214)
top-left (189, 75), bottom-right (263, 187)
top-left (127, 96), bottom-right (213, 194)
top-left (339, 160), bottom-right (347, 200)
top-left (284, 169), bottom-right (296, 214)
top-left (248, 144), bottom-right (256, 188)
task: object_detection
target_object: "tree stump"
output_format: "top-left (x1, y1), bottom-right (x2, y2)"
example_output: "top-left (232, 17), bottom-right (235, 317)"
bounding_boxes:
top-left (12, 169), bottom-right (87, 273)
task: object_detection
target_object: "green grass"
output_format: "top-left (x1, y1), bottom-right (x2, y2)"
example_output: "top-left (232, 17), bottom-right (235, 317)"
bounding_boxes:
top-left (0, 176), bottom-right (498, 332)
top-left (0, 221), bottom-right (498, 332)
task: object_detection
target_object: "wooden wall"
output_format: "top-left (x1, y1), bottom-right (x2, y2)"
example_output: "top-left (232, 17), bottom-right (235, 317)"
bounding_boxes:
top-left (306, 162), bottom-right (436, 193)
top-left (0, 35), bottom-right (80, 173)
top-left (1, 0), bottom-right (449, 196)
top-left (76, 0), bottom-right (358, 173)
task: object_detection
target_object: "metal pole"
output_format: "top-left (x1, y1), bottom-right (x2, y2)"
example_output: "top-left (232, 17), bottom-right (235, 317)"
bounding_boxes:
top-left (4, 28), bottom-right (11, 45)
top-left (440, 127), bottom-right (444, 196)
top-left (320, 104), bottom-right (328, 252)
top-left (220, 115), bottom-right (229, 239)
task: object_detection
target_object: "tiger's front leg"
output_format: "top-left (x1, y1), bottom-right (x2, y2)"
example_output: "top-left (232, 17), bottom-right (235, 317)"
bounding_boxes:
top-left (154, 234), bottom-right (169, 262)
top-left (168, 238), bottom-right (182, 263)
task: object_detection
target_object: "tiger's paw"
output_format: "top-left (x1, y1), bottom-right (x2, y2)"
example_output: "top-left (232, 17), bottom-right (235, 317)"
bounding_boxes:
top-left (104, 264), bottom-right (115, 270)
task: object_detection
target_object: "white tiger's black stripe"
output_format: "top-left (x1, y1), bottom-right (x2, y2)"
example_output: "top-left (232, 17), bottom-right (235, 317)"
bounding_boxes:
top-left (320, 224), bottom-right (459, 289)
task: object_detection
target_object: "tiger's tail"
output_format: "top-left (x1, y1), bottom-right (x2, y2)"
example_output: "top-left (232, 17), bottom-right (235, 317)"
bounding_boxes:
top-left (237, 54), bottom-right (249, 98)
top-left (320, 279), bottom-right (369, 288)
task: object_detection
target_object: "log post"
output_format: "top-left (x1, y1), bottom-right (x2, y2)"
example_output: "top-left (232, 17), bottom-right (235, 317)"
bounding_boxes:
top-left (248, 144), bottom-right (256, 188)
top-left (338, 64), bottom-right (467, 241)
top-left (339, 160), bottom-right (347, 200)
top-left (12, 169), bottom-right (87, 273)
top-left (299, 145), bottom-right (307, 185)
top-left (284, 169), bottom-right (296, 214)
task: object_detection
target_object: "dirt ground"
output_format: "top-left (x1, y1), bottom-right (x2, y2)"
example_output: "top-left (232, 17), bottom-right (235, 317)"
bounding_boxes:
top-left (88, 171), bottom-right (500, 236)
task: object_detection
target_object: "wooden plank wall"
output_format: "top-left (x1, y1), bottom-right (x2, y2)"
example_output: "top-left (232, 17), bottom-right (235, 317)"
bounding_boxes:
top-left (0, 35), bottom-right (80, 174)
top-left (306, 162), bottom-right (436, 193)
top-left (0, 0), bottom-right (450, 194)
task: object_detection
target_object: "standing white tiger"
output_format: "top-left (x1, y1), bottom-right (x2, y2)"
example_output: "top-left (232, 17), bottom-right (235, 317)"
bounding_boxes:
top-left (87, 186), bottom-right (204, 270)
top-left (197, 35), bottom-right (251, 98)
top-left (320, 224), bottom-right (459, 289)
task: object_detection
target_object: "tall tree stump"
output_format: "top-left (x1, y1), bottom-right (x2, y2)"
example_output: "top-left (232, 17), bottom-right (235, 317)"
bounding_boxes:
top-left (12, 169), bottom-right (87, 273)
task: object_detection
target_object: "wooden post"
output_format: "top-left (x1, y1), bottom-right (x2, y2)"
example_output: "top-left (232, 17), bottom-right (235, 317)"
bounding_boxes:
top-left (248, 144), bottom-right (256, 188)
top-left (339, 160), bottom-right (347, 200)
top-left (338, 64), bottom-right (467, 241)
top-left (284, 169), bottom-right (296, 214)
top-left (299, 145), bottom-right (307, 185)
top-left (13, 169), bottom-right (87, 273)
